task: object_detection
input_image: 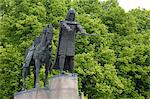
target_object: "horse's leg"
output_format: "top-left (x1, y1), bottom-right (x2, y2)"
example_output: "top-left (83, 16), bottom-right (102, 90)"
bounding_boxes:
top-left (22, 67), bottom-right (27, 90)
top-left (44, 63), bottom-right (49, 87)
top-left (33, 66), bottom-right (36, 88)
top-left (35, 59), bottom-right (40, 88)
top-left (44, 60), bottom-right (51, 87)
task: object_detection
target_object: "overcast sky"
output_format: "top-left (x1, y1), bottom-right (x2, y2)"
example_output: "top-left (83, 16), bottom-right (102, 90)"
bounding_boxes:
top-left (100, 0), bottom-right (150, 11)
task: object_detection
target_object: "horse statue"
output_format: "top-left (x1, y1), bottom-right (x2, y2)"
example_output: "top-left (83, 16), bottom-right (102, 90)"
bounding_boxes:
top-left (22, 24), bottom-right (53, 90)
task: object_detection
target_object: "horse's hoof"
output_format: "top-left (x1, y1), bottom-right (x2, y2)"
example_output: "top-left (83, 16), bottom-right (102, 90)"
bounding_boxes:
top-left (44, 85), bottom-right (48, 89)
top-left (61, 71), bottom-right (65, 74)
top-left (35, 83), bottom-right (40, 89)
top-left (44, 83), bottom-right (48, 88)
top-left (22, 88), bottom-right (26, 91)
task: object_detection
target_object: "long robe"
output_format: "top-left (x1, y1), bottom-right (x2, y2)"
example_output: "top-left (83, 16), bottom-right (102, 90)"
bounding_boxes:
top-left (53, 20), bottom-right (83, 71)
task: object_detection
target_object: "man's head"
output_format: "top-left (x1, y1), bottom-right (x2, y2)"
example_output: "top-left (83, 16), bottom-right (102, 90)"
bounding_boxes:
top-left (65, 8), bottom-right (76, 21)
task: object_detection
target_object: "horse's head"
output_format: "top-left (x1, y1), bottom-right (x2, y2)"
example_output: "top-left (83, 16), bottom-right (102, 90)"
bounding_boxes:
top-left (44, 24), bottom-right (52, 36)
top-left (45, 24), bottom-right (53, 44)
top-left (36, 24), bottom-right (53, 49)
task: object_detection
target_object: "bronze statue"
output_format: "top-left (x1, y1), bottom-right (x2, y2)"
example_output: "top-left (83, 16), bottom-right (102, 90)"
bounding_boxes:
top-left (22, 24), bottom-right (53, 90)
top-left (22, 8), bottom-right (97, 90)
top-left (53, 8), bottom-right (85, 73)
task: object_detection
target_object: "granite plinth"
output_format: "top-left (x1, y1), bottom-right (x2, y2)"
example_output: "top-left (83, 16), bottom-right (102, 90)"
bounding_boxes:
top-left (48, 73), bottom-right (78, 99)
top-left (14, 88), bottom-right (49, 99)
top-left (14, 73), bottom-right (83, 99)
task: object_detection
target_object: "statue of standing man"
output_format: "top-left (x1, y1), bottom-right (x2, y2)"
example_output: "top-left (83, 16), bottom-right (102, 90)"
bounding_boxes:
top-left (53, 8), bottom-right (84, 73)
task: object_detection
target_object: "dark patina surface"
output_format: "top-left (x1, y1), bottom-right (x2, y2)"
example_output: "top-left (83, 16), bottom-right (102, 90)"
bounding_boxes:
top-left (53, 8), bottom-right (85, 73)
top-left (22, 24), bottom-right (53, 90)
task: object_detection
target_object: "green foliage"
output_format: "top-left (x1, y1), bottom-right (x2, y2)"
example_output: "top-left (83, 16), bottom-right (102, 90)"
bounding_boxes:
top-left (0, 0), bottom-right (150, 98)
top-left (0, 45), bottom-right (23, 99)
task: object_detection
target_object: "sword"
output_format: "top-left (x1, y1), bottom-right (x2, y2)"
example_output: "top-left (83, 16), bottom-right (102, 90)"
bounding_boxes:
top-left (79, 33), bottom-right (100, 36)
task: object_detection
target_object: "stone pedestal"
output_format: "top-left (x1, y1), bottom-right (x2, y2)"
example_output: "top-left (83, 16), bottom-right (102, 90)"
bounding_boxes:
top-left (48, 73), bottom-right (78, 99)
top-left (14, 73), bottom-right (83, 99)
top-left (14, 88), bottom-right (50, 99)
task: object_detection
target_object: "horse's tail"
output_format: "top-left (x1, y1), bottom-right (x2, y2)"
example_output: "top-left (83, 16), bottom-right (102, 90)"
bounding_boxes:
top-left (23, 43), bottom-right (35, 75)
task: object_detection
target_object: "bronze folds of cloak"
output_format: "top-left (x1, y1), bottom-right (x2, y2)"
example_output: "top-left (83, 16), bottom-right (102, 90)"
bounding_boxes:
top-left (53, 8), bottom-right (85, 73)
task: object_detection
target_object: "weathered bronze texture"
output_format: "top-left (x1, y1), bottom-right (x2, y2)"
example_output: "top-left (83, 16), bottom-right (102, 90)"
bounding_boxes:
top-left (22, 24), bottom-right (53, 90)
top-left (53, 8), bottom-right (85, 73)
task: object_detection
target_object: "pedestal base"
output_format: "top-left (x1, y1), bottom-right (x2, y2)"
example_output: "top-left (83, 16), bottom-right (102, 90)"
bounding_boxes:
top-left (14, 73), bottom-right (84, 99)
top-left (14, 88), bottom-right (50, 99)
top-left (48, 73), bottom-right (78, 99)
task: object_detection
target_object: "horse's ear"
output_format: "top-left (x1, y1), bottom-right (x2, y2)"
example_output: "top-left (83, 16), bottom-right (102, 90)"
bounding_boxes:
top-left (47, 24), bottom-right (53, 28)
top-left (34, 37), bottom-right (41, 46)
